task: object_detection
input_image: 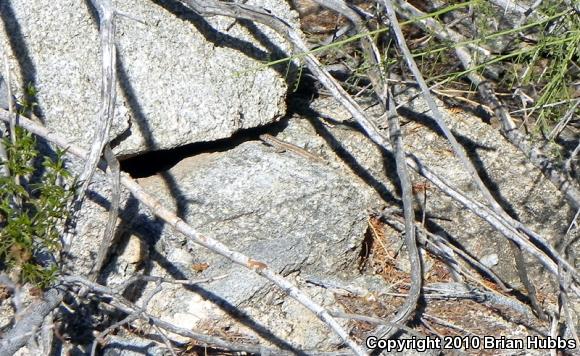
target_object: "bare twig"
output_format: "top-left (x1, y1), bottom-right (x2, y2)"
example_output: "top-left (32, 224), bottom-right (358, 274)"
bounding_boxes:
top-left (547, 99), bottom-right (579, 140)
top-left (151, 323), bottom-right (178, 356)
top-left (63, 0), bottom-right (119, 267)
top-left (76, 0), bottom-right (117, 198)
top-left (312, 0), bottom-right (385, 97)
top-left (89, 144), bottom-right (120, 281)
top-left (427, 282), bottom-right (543, 323)
top-left (26, 314), bottom-right (55, 356)
top-left (371, 90), bottom-right (422, 339)
top-left (476, 77), bottom-right (580, 210)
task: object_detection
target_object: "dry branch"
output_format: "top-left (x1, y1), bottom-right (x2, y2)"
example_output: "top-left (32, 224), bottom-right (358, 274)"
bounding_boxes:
top-left (0, 286), bottom-right (65, 355)
top-left (63, 0), bottom-right (120, 271)
top-left (76, 0), bottom-right (117, 198)
top-left (89, 144), bottom-right (120, 281)
top-left (374, 91), bottom-right (422, 339)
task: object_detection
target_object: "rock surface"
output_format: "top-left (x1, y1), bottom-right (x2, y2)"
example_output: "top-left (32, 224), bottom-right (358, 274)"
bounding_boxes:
top-left (304, 90), bottom-right (573, 291)
top-left (117, 139), bottom-right (369, 348)
top-left (0, 0), bottom-right (297, 157)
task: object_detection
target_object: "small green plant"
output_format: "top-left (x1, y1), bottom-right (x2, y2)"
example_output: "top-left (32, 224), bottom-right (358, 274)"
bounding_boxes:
top-left (19, 83), bottom-right (38, 116)
top-left (0, 126), bottom-right (75, 288)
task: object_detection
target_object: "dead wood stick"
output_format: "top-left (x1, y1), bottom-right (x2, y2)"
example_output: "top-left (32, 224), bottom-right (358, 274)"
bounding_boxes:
top-left (76, 0), bottom-right (117, 199)
top-left (557, 218), bottom-right (580, 347)
top-left (0, 286), bottom-right (66, 355)
top-left (63, 0), bottom-right (119, 268)
top-left (379, 91), bottom-right (422, 339)
top-left (89, 143), bottom-right (120, 281)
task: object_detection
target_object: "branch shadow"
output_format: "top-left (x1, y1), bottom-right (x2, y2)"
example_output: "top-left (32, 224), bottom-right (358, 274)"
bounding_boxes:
top-left (0, 0), bottom-right (45, 121)
top-left (288, 97), bottom-right (401, 207)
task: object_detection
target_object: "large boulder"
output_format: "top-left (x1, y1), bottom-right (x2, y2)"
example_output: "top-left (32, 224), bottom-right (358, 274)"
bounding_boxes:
top-left (0, 0), bottom-right (298, 157)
